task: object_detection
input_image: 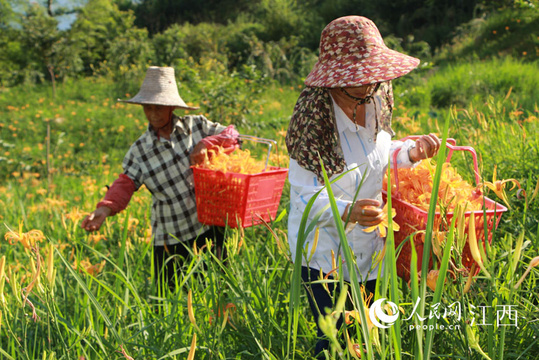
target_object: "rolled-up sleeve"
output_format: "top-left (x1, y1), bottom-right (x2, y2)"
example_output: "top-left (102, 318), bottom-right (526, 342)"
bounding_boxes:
top-left (390, 138), bottom-right (417, 169)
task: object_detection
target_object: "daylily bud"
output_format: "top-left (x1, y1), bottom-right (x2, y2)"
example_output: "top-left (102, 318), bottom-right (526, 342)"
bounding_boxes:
top-left (187, 290), bottom-right (200, 332)
top-left (46, 244), bottom-right (56, 288)
top-left (529, 179), bottom-right (539, 203)
top-left (463, 264), bottom-right (476, 294)
top-left (468, 215), bottom-right (491, 278)
top-left (466, 325), bottom-right (491, 358)
top-left (456, 204), bottom-right (468, 254)
top-left (426, 270), bottom-right (440, 292)
top-left (308, 227), bottom-right (320, 262)
top-left (0, 256), bottom-right (5, 304)
top-left (514, 256), bottom-right (539, 289)
top-left (431, 232), bottom-right (445, 260)
top-left (187, 333), bottom-right (197, 360)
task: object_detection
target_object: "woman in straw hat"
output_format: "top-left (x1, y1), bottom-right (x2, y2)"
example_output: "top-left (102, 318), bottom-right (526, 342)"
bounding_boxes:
top-left (81, 66), bottom-right (239, 290)
top-left (286, 16), bottom-right (440, 356)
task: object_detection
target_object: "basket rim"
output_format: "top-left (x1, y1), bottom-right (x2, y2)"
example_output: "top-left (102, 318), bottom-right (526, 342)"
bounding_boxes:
top-left (191, 165), bottom-right (289, 176)
top-left (382, 190), bottom-right (508, 216)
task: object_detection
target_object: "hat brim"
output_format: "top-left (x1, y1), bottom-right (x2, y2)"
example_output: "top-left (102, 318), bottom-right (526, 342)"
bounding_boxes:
top-left (118, 98), bottom-right (200, 111)
top-left (305, 47), bottom-right (420, 88)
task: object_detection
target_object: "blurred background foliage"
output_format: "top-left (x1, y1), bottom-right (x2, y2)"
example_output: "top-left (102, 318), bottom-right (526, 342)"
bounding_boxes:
top-left (0, 0), bottom-right (537, 90)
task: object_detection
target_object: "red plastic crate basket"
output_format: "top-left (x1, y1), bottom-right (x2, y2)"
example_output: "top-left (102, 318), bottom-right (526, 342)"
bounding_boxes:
top-left (192, 136), bottom-right (288, 228)
top-left (382, 138), bottom-right (507, 281)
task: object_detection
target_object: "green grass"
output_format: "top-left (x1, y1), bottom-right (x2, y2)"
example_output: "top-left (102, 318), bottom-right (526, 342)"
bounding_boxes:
top-left (1, 56), bottom-right (539, 358)
top-left (434, 5), bottom-right (539, 64)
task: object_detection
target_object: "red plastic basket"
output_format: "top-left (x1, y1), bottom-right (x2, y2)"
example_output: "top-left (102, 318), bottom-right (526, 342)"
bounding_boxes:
top-left (382, 138), bottom-right (507, 281)
top-left (192, 135), bottom-right (288, 228)
top-left (193, 166), bottom-right (288, 228)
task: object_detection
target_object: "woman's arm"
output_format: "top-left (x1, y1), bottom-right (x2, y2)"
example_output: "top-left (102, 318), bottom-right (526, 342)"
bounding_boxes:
top-left (190, 125), bottom-right (240, 165)
top-left (289, 159), bottom-right (382, 227)
top-left (81, 175), bottom-right (137, 232)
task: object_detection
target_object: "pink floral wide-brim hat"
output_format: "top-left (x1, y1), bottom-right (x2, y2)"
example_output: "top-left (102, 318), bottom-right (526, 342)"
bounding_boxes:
top-left (119, 66), bottom-right (199, 110)
top-left (305, 16), bottom-right (420, 88)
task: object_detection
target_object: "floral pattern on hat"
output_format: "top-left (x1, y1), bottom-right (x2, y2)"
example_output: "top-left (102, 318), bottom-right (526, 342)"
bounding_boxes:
top-left (305, 16), bottom-right (420, 88)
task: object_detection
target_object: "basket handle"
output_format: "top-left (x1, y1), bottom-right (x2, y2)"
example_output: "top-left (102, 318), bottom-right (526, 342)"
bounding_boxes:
top-left (238, 135), bottom-right (277, 171)
top-left (391, 137), bottom-right (481, 196)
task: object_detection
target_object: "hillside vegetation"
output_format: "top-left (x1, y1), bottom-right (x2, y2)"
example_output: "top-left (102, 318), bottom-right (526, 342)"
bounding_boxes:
top-left (0, 1), bottom-right (538, 359)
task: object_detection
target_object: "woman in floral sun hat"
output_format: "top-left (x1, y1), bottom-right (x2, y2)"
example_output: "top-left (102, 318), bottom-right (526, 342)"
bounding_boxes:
top-left (286, 16), bottom-right (441, 356)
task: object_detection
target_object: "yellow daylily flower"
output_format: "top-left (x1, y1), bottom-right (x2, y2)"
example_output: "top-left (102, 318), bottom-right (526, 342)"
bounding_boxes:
top-left (339, 286), bottom-right (375, 331)
top-left (482, 165), bottom-right (521, 209)
top-left (4, 222), bottom-right (45, 250)
top-left (363, 203), bottom-right (400, 237)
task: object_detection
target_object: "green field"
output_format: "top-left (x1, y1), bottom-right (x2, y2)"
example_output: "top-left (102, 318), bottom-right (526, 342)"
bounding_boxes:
top-left (1, 1), bottom-right (539, 359)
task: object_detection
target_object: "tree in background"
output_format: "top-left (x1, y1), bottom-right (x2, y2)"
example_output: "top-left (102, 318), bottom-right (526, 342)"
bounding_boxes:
top-left (0, 0), bottom-right (24, 87)
top-left (20, 3), bottom-right (82, 95)
top-left (69, 0), bottom-right (148, 76)
top-left (127, 0), bottom-right (257, 34)
top-left (1, 0), bottom-right (535, 89)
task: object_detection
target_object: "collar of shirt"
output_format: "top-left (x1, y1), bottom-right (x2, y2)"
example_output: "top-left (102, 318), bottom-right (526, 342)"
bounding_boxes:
top-left (143, 115), bottom-right (186, 150)
top-left (330, 94), bottom-right (378, 135)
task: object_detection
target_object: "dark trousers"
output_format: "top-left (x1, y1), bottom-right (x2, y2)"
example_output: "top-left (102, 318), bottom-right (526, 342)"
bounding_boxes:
top-left (301, 266), bottom-right (376, 358)
top-left (153, 226), bottom-right (225, 290)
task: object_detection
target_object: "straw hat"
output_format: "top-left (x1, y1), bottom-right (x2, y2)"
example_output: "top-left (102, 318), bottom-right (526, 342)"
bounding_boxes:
top-left (119, 66), bottom-right (199, 110)
top-left (305, 16), bottom-right (420, 88)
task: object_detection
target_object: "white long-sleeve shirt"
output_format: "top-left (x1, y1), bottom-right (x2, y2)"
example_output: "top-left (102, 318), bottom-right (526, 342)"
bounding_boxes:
top-left (287, 95), bottom-right (416, 282)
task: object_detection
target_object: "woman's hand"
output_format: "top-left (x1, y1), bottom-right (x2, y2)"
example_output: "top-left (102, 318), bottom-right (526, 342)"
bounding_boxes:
top-left (81, 207), bottom-right (112, 232)
top-left (409, 133), bottom-right (441, 162)
top-left (342, 199), bottom-right (383, 227)
top-left (189, 142), bottom-right (208, 165)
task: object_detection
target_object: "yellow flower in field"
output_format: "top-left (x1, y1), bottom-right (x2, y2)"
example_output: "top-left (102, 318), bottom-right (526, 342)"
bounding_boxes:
top-left (88, 233), bottom-right (107, 245)
top-left (363, 203), bottom-right (400, 237)
top-left (4, 222), bottom-right (45, 250)
top-left (45, 198), bottom-right (68, 208)
top-left (142, 227), bottom-right (153, 244)
top-left (66, 207), bottom-right (89, 222)
top-left (337, 286), bottom-right (378, 332)
top-left (482, 165), bottom-right (521, 209)
top-left (74, 258), bottom-right (105, 276)
top-left (128, 217), bottom-right (139, 233)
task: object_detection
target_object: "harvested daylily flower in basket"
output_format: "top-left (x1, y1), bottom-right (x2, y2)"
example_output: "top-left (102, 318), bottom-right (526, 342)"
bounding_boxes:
top-left (383, 159), bottom-right (484, 212)
top-left (195, 146), bottom-right (266, 174)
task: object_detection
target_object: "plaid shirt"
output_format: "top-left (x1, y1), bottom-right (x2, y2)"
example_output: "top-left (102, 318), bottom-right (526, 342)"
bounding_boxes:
top-left (122, 115), bottom-right (225, 246)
